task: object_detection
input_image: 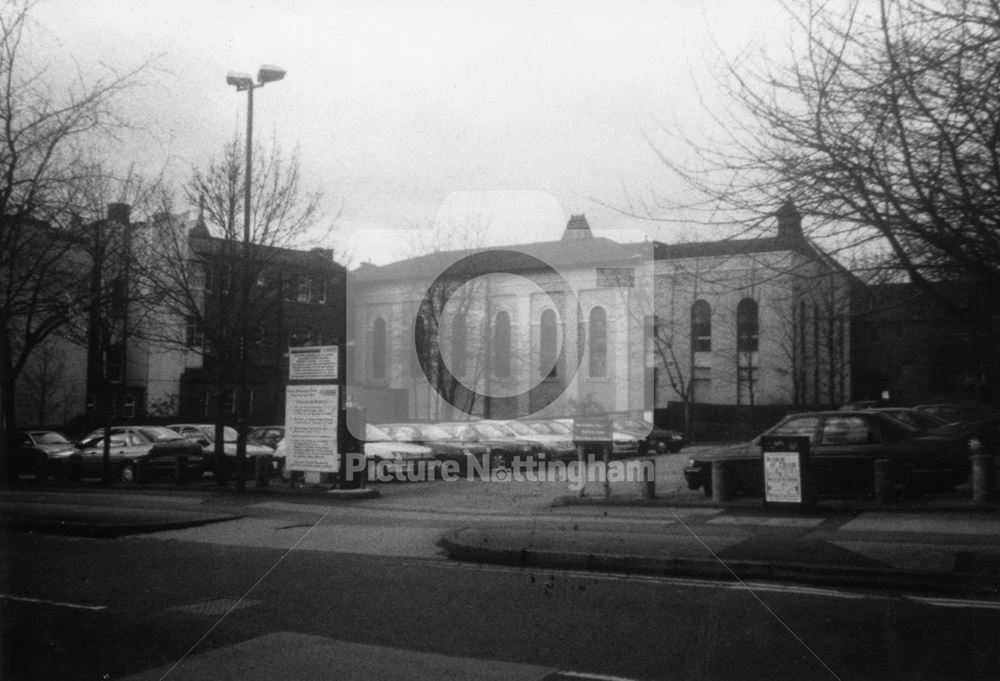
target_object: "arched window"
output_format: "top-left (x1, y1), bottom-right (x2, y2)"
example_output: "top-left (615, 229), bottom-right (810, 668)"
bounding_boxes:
top-left (539, 308), bottom-right (558, 378)
top-left (691, 300), bottom-right (712, 352)
top-left (589, 306), bottom-right (607, 377)
top-left (372, 317), bottom-right (386, 379)
top-left (737, 298), bottom-right (759, 352)
top-left (451, 311), bottom-right (467, 376)
top-left (493, 311), bottom-right (511, 378)
top-left (412, 312), bottom-right (429, 377)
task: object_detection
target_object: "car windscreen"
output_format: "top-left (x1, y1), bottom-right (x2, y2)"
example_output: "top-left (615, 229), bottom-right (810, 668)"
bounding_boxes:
top-left (474, 423), bottom-right (508, 438)
top-left (503, 421), bottom-right (535, 436)
top-left (33, 432), bottom-right (70, 444)
top-left (138, 427), bottom-right (185, 442)
top-left (419, 424), bottom-right (453, 440)
top-left (366, 424), bottom-right (392, 441)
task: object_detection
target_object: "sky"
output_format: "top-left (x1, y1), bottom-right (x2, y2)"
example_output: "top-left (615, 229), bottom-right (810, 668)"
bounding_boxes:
top-left (29, 0), bottom-right (793, 266)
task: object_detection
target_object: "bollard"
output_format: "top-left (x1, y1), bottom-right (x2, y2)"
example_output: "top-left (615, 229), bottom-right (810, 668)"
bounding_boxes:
top-left (254, 455), bottom-right (271, 489)
top-left (711, 460), bottom-right (731, 502)
top-left (972, 454), bottom-right (993, 504)
top-left (174, 456), bottom-right (188, 485)
top-left (643, 458), bottom-right (656, 499)
top-left (577, 445), bottom-right (586, 497)
top-left (874, 458), bottom-right (893, 503)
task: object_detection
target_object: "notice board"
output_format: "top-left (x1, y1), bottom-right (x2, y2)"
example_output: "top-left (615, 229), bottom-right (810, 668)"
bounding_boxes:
top-left (284, 384), bottom-right (340, 473)
top-left (760, 435), bottom-right (811, 507)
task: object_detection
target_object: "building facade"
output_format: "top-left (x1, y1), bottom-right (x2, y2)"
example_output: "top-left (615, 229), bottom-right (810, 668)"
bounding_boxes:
top-left (348, 204), bottom-right (853, 425)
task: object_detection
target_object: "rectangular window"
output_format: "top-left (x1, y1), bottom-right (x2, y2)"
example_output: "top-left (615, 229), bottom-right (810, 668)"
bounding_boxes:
top-left (310, 277), bottom-right (327, 304)
top-left (692, 366), bottom-right (711, 403)
top-left (185, 317), bottom-right (204, 348)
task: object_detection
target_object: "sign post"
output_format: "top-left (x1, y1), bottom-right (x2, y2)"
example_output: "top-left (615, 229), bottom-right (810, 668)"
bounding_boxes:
top-left (573, 415), bottom-right (613, 498)
top-left (760, 435), bottom-right (812, 508)
top-left (285, 346), bottom-right (340, 485)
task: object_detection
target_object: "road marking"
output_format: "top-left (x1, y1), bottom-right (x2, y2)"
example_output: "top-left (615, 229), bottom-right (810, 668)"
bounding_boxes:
top-left (908, 596), bottom-right (1000, 611)
top-left (0, 594), bottom-right (106, 611)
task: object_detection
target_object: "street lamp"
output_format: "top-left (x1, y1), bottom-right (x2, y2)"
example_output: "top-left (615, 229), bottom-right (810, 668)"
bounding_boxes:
top-left (227, 64), bottom-right (285, 492)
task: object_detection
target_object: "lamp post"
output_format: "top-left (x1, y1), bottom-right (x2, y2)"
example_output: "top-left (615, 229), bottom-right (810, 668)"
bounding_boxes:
top-left (226, 65), bottom-right (285, 492)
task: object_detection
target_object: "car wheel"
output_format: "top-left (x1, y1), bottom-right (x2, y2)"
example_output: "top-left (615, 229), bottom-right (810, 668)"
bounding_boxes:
top-left (67, 455), bottom-right (82, 482)
top-left (489, 451), bottom-right (509, 469)
top-left (119, 463), bottom-right (137, 484)
top-left (33, 453), bottom-right (49, 481)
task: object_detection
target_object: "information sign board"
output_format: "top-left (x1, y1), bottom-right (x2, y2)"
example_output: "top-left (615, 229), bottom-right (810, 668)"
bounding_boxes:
top-left (573, 415), bottom-right (612, 444)
top-left (289, 345), bottom-right (339, 382)
top-left (284, 384), bottom-right (340, 473)
top-left (760, 435), bottom-right (811, 507)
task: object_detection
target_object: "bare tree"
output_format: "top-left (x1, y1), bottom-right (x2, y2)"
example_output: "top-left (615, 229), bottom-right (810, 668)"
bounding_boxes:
top-left (0, 0), bottom-right (153, 481)
top-left (649, 0), bottom-right (1000, 331)
top-left (137, 135), bottom-right (326, 484)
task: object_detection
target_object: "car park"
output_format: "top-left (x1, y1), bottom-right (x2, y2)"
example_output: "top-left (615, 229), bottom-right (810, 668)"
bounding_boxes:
top-left (485, 419), bottom-right (577, 461)
top-left (378, 423), bottom-right (489, 473)
top-left (436, 421), bottom-right (541, 468)
top-left (683, 410), bottom-right (975, 498)
top-left (168, 423), bottom-right (275, 476)
top-left (612, 416), bottom-right (687, 454)
top-left (72, 426), bottom-right (204, 483)
top-left (363, 424), bottom-right (439, 478)
top-left (13, 430), bottom-right (77, 480)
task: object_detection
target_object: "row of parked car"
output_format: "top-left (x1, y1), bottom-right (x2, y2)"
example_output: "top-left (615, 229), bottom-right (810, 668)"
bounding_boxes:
top-left (683, 403), bottom-right (999, 499)
top-left (12, 415), bottom-right (687, 484)
top-left (12, 423), bottom-right (279, 484)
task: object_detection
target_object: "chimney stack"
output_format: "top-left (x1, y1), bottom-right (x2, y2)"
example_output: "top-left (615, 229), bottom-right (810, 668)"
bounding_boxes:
top-left (107, 203), bottom-right (131, 225)
top-left (776, 201), bottom-right (802, 240)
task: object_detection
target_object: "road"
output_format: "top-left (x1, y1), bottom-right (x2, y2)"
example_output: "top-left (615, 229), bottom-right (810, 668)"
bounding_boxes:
top-left (3, 461), bottom-right (1000, 680)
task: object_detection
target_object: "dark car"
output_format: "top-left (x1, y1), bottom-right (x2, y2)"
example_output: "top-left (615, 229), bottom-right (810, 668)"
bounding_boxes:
top-left (612, 416), bottom-right (688, 454)
top-left (168, 423), bottom-right (275, 476)
top-left (913, 403), bottom-right (998, 424)
top-left (13, 430), bottom-right (77, 480)
top-left (379, 423), bottom-right (489, 473)
top-left (72, 426), bottom-right (204, 483)
top-left (683, 410), bottom-right (974, 498)
top-left (249, 425), bottom-right (285, 449)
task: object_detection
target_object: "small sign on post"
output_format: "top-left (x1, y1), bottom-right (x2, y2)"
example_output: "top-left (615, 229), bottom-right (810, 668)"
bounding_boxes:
top-left (760, 435), bottom-right (812, 508)
top-left (573, 415), bottom-right (613, 499)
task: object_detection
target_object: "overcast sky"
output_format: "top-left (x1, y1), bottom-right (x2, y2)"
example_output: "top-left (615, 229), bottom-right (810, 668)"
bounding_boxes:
top-left (30, 0), bottom-right (792, 265)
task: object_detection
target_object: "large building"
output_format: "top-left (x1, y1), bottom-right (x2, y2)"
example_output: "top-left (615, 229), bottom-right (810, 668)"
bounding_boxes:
top-left (347, 203), bottom-right (854, 427)
top-left (16, 203), bottom-right (346, 430)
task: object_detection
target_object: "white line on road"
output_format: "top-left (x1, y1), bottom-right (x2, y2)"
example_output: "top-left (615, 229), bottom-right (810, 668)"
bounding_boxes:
top-left (908, 596), bottom-right (1000, 611)
top-left (0, 594), bottom-right (106, 611)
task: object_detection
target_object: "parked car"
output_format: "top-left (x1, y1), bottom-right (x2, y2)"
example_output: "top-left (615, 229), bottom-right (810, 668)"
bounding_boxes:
top-left (553, 417), bottom-right (641, 457)
top-left (485, 419), bottom-right (577, 461)
top-left (364, 424), bottom-right (439, 478)
top-left (436, 421), bottom-right (541, 468)
top-left (683, 410), bottom-right (975, 498)
top-left (249, 425), bottom-right (285, 449)
top-left (13, 430), bottom-right (77, 480)
top-left (378, 423), bottom-right (489, 473)
top-left (867, 407), bottom-right (949, 432)
top-left (72, 426), bottom-right (204, 483)
top-left (611, 416), bottom-right (688, 454)
top-left (167, 423), bottom-right (275, 476)
top-left (913, 403), bottom-right (998, 424)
